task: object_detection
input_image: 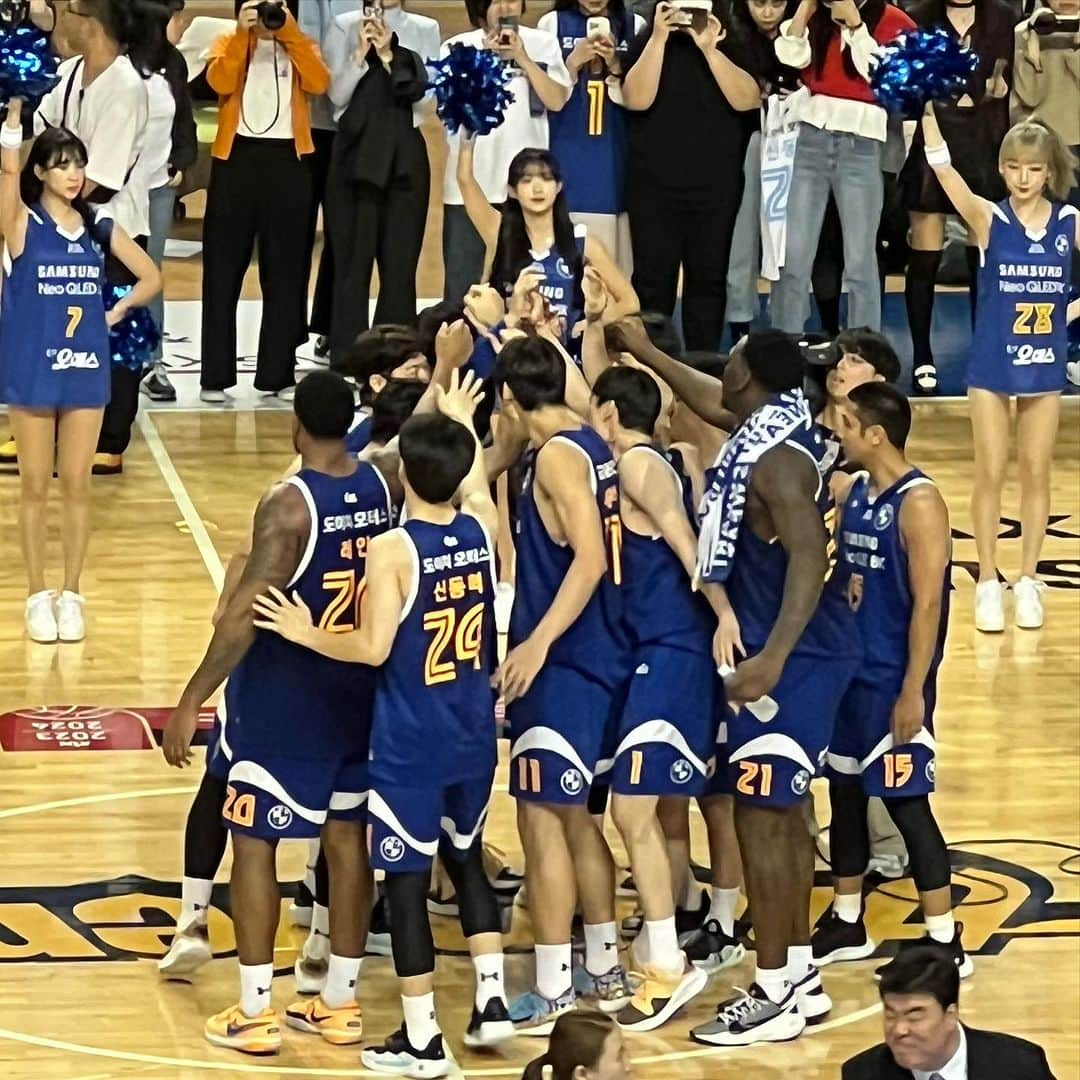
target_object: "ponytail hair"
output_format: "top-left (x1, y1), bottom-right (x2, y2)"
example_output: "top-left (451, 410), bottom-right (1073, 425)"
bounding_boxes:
top-left (998, 117), bottom-right (1080, 203)
top-left (519, 1010), bottom-right (617, 1080)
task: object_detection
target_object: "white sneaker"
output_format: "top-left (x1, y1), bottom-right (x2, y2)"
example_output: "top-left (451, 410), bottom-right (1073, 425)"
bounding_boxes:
top-left (25, 590), bottom-right (57, 643)
top-left (158, 921), bottom-right (212, 976)
top-left (294, 933), bottom-right (330, 995)
top-left (199, 389), bottom-right (226, 403)
top-left (974, 580), bottom-right (1005, 633)
top-left (277, 385), bottom-right (296, 403)
top-left (1013, 576), bottom-right (1047, 630)
top-left (56, 590), bottom-right (86, 642)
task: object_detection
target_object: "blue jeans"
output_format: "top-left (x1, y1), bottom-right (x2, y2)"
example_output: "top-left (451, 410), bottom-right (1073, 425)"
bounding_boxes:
top-left (769, 123), bottom-right (883, 333)
top-left (725, 130), bottom-right (762, 326)
top-left (146, 183), bottom-right (176, 362)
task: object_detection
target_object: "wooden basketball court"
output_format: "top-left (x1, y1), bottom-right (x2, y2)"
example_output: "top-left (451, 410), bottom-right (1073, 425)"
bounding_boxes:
top-left (0, 399), bottom-right (1077, 1080)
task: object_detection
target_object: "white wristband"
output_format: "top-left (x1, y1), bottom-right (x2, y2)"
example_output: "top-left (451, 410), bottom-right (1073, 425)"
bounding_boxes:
top-left (0, 127), bottom-right (23, 151)
top-left (924, 142), bottom-right (951, 168)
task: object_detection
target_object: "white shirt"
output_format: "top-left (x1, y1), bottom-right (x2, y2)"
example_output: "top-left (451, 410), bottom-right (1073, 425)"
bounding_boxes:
top-left (441, 26), bottom-right (571, 206)
top-left (36, 54), bottom-right (150, 237)
top-left (914, 1026), bottom-right (968, 1080)
top-left (324, 6), bottom-right (441, 125)
top-left (298, 0), bottom-right (363, 131)
top-left (238, 38), bottom-right (295, 140)
top-left (130, 73), bottom-right (175, 193)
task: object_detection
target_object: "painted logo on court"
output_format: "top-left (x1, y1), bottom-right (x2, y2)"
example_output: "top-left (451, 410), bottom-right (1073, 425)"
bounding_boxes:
top-left (380, 836), bottom-right (405, 863)
top-left (560, 768), bottom-right (584, 796)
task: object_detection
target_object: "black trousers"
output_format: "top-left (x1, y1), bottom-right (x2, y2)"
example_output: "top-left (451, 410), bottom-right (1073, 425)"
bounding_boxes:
top-left (97, 238), bottom-right (147, 456)
top-left (200, 137), bottom-right (313, 392)
top-left (626, 172), bottom-right (743, 352)
top-left (326, 128), bottom-right (430, 371)
top-left (441, 203), bottom-right (488, 305)
top-left (303, 127), bottom-right (335, 340)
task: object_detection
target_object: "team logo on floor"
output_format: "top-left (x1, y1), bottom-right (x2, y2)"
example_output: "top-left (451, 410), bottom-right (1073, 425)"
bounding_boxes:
top-left (0, 705), bottom-right (215, 752)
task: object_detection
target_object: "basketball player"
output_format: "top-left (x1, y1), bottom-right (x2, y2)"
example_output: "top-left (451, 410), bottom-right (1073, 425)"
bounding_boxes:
top-left (815, 383), bottom-right (973, 979)
top-left (254, 372), bottom-right (513, 1077)
top-left (689, 333), bottom-right (860, 1047)
top-left (164, 372), bottom-right (395, 1054)
top-left (488, 337), bottom-right (630, 1031)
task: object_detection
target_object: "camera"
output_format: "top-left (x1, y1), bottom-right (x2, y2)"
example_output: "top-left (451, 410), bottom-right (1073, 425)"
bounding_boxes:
top-left (670, 0), bottom-right (710, 33)
top-left (362, 2), bottom-right (384, 22)
top-left (498, 15), bottom-right (519, 44)
top-left (255, 0), bottom-right (286, 31)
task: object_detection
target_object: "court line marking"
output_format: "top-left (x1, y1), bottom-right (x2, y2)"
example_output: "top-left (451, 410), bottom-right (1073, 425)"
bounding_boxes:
top-left (136, 410), bottom-right (225, 592)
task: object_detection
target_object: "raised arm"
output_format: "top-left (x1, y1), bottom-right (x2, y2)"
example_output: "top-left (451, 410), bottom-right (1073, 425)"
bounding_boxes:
top-left (456, 131), bottom-right (501, 247)
top-left (583, 234), bottom-right (639, 321)
top-left (0, 99), bottom-right (28, 260)
top-left (276, 9), bottom-right (332, 95)
top-left (690, 15), bottom-right (760, 111)
top-left (622, 5), bottom-right (677, 110)
top-left (921, 103), bottom-right (994, 246)
top-left (207, 4), bottom-right (258, 96)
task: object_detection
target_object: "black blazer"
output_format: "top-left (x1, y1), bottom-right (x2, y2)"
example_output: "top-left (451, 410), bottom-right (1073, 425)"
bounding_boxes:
top-left (842, 1026), bottom-right (1057, 1080)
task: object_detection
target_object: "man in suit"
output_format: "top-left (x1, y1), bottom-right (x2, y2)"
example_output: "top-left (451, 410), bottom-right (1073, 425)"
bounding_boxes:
top-left (843, 946), bottom-right (1057, 1079)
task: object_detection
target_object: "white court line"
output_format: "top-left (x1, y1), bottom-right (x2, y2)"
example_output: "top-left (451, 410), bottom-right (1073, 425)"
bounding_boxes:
top-left (136, 410), bottom-right (225, 592)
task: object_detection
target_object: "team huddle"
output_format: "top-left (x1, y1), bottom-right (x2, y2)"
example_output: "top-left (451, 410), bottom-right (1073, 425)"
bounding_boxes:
top-left (160, 317), bottom-right (969, 1077)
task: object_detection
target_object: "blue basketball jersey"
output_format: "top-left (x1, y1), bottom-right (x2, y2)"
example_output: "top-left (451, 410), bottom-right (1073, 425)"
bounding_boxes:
top-left (371, 513), bottom-right (497, 784)
top-left (547, 9), bottom-right (633, 215)
top-left (510, 426), bottom-right (628, 685)
top-left (723, 420), bottom-right (858, 659)
top-left (345, 410), bottom-right (372, 456)
top-left (838, 469), bottom-right (949, 690)
top-left (225, 462), bottom-right (393, 761)
top-left (0, 204), bottom-right (111, 409)
top-left (620, 444), bottom-right (712, 653)
top-left (967, 200), bottom-right (1077, 395)
top-left (521, 232), bottom-right (587, 352)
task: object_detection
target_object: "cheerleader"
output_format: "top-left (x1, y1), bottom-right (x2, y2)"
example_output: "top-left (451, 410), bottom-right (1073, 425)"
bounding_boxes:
top-left (0, 100), bottom-right (160, 643)
top-left (923, 105), bottom-right (1079, 631)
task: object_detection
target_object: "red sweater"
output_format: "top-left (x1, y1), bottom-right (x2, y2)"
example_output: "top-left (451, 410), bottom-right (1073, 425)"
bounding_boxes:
top-left (800, 6), bottom-right (915, 102)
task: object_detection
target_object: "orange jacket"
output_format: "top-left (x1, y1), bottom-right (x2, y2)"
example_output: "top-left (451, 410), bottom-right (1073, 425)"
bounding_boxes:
top-left (207, 11), bottom-right (330, 160)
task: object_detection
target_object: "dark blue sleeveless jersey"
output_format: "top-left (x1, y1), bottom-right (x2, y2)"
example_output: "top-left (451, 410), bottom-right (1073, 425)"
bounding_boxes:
top-left (838, 469), bottom-right (949, 690)
top-left (723, 420), bottom-right (858, 659)
top-left (522, 232), bottom-right (587, 352)
top-left (510, 426), bottom-right (628, 685)
top-left (547, 10), bottom-right (633, 215)
top-left (0, 204), bottom-right (112, 409)
top-left (226, 463), bottom-right (393, 760)
top-left (620, 444), bottom-right (712, 653)
top-left (967, 200), bottom-right (1076, 396)
top-left (345, 410), bottom-right (372, 456)
top-left (371, 514), bottom-right (497, 784)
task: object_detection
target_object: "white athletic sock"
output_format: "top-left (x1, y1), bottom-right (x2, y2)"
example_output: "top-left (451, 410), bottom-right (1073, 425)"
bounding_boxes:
top-left (472, 951), bottom-right (506, 1009)
top-left (645, 917), bottom-right (681, 974)
top-left (755, 965), bottom-right (790, 1006)
top-left (239, 962), bottom-right (273, 1017)
top-left (322, 954), bottom-right (362, 1008)
top-left (402, 992), bottom-right (440, 1050)
top-left (304, 903), bottom-right (330, 957)
top-left (583, 921), bottom-right (619, 976)
top-left (833, 892), bottom-right (862, 924)
top-left (708, 887), bottom-right (740, 936)
top-left (180, 876), bottom-right (213, 928)
top-left (924, 911), bottom-right (955, 944)
top-left (535, 942), bottom-right (573, 1000)
top-left (787, 944), bottom-right (814, 984)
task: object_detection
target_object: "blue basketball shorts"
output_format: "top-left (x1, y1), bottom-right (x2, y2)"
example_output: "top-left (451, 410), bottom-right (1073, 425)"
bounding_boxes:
top-left (367, 765), bottom-right (495, 874)
top-left (827, 676), bottom-right (938, 798)
top-left (727, 652), bottom-right (859, 807)
top-left (205, 711), bottom-right (231, 781)
top-left (507, 663), bottom-right (622, 806)
top-left (610, 645), bottom-right (717, 797)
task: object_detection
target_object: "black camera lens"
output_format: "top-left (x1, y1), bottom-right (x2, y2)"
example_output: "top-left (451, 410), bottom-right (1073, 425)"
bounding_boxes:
top-left (255, 0), bottom-right (286, 30)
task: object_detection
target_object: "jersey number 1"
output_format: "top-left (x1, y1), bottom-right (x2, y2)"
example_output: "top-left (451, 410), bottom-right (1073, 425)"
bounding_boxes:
top-left (423, 602), bottom-right (485, 685)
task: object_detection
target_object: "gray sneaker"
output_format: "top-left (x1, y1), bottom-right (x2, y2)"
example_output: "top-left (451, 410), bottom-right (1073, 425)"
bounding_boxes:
top-left (141, 364), bottom-right (176, 402)
top-left (572, 961), bottom-right (633, 1013)
top-left (690, 983), bottom-right (806, 1046)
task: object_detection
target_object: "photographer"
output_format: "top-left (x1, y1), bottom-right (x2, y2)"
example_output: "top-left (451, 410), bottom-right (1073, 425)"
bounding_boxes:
top-left (322, 0), bottom-right (439, 369)
top-left (199, 0), bottom-right (330, 404)
top-left (622, 0), bottom-right (760, 351)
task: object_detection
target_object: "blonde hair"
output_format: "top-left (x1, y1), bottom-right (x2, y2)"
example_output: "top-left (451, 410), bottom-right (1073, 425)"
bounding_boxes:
top-left (998, 118), bottom-right (1079, 202)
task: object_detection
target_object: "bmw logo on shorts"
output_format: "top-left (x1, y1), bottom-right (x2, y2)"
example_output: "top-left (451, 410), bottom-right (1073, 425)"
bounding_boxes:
top-left (267, 803), bottom-right (293, 830)
top-left (926, 759), bottom-right (936, 784)
top-left (560, 768), bottom-right (584, 796)
top-left (791, 769), bottom-right (811, 796)
top-left (380, 836), bottom-right (405, 863)
top-left (669, 758), bottom-right (693, 785)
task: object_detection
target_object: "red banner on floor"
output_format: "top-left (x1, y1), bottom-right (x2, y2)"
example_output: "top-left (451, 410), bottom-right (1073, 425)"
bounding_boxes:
top-left (0, 706), bottom-right (216, 752)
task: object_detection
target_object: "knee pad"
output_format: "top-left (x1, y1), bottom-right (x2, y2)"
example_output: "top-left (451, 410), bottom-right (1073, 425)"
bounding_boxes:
top-left (828, 779), bottom-right (870, 880)
top-left (440, 840), bottom-right (501, 939)
top-left (885, 796), bottom-right (950, 893)
top-left (384, 870), bottom-right (435, 979)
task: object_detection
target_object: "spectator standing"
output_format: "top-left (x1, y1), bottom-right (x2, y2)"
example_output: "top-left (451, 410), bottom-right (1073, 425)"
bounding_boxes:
top-left (322, 0), bottom-right (438, 370)
top-left (622, 1), bottom-right (760, 351)
top-left (440, 0), bottom-right (571, 305)
top-left (900, 0), bottom-right (1015, 395)
top-left (537, 0), bottom-right (644, 272)
top-left (768, 0), bottom-right (915, 334)
top-left (199, 0), bottom-right (330, 404)
top-left (139, 0), bottom-right (199, 404)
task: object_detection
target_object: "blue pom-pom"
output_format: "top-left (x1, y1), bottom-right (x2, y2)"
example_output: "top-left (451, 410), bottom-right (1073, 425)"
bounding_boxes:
top-left (870, 28), bottom-right (979, 119)
top-left (0, 24), bottom-right (60, 106)
top-left (428, 44), bottom-right (515, 137)
top-left (104, 284), bottom-right (160, 372)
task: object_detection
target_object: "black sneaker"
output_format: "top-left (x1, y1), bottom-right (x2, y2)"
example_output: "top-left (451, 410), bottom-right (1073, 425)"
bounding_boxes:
top-left (463, 997), bottom-right (514, 1048)
top-left (811, 909), bottom-right (876, 966)
top-left (360, 1026), bottom-right (448, 1077)
top-left (366, 894), bottom-right (392, 957)
top-left (875, 922), bottom-right (973, 981)
top-left (912, 363), bottom-right (938, 396)
top-left (680, 919), bottom-right (746, 974)
top-left (141, 365), bottom-right (177, 401)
